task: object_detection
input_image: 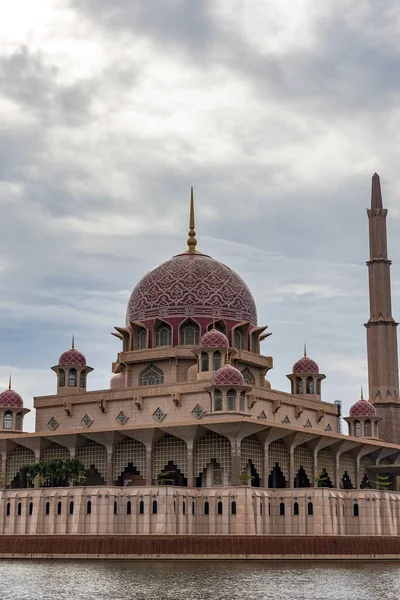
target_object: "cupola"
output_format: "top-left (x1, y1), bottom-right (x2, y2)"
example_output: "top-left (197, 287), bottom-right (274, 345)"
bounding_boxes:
top-left (345, 388), bottom-right (380, 439)
top-left (52, 337), bottom-right (93, 396)
top-left (205, 359), bottom-right (250, 414)
top-left (287, 345), bottom-right (326, 399)
top-left (0, 377), bottom-right (30, 432)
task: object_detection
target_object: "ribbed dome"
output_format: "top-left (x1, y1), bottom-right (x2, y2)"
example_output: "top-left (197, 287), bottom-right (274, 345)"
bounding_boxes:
top-left (212, 364), bottom-right (244, 386)
top-left (0, 389), bottom-right (23, 408)
top-left (293, 356), bottom-right (319, 374)
top-left (200, 329), bottom-right (229, 349)
top-left (127, 252), bottom-right (257, 326)
top-left (349, 398), bottom-right (376, 417)
top-left (59, 348), bottom-right (86, 367)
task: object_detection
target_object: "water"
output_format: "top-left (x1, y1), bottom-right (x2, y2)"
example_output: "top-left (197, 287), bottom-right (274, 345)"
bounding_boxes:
top-left (0, 560), bottom-right (398, 600)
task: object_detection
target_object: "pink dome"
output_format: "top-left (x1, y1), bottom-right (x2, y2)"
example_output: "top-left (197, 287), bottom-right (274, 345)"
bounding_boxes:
top-left (59, 348), bottom-right (86, 367)
top-left (110, 372), bottom-right (125, 390)
top-left (349, 398), bottom-right (376, 417)
top-left (127, 253), bottom-right (257, 326)
top-left (293, 356), bottom-right (319, 374)
top-left (0, 389), bottom-right (23, 408)
top-left (212, 364), bottom-right (245, 386)
top-left (200, 329), bottom-right (229, 349)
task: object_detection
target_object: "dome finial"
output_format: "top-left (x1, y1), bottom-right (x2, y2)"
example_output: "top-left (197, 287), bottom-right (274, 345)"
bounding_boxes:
top-left (225, 352), bottom-right (230, 365)
top-left (72, 335), bottom-right (75, 349)
top-left (361, 385), bottom-right (364, 400)
top-left (304, 343), bottom-right (307, 357)
top-left (187, 187), bottom-right (197, 253)
top-left (8, 375), bottom-right (11, 390)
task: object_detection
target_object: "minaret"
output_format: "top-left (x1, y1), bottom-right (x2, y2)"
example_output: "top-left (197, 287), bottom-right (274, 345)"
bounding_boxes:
top-left (365, 173), bottom-right (400, 442)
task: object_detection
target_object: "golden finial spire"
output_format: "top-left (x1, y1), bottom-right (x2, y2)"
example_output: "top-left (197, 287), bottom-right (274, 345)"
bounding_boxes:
top-left (187, 187), bottom-right (197, 253)
top-left (72, 335), bottom-right (75, 349)
top-left (361, 386), bottom-right (364, 400)
top-left (225, 352), bottom-right (230, 366)
top-left (212, 313), bottom-right (216, 330)
top-left (8, 375), bottom-right (11, 390)
top-left (304, 343), bottom-right (307, 357)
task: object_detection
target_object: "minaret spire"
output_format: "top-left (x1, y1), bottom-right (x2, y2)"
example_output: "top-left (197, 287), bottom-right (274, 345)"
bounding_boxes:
top-left (8, 375), bottom-right (11, 390)
top-left (187, 187), bottom-right (197, 254)
top-left (365, 173), bottom-right (400, 442)
top-left (72, 335), bottom-right (75, 349)
top-left (304, 343), bottom-right (307, 357)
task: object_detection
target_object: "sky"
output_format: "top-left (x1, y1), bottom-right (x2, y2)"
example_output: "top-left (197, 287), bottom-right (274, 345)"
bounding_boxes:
top-left (1, 0), bottom-right (400, 431)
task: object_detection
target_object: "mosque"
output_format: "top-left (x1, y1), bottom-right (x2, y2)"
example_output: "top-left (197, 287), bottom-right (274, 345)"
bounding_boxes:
top-left (1, 174), bottom-right (400, 538)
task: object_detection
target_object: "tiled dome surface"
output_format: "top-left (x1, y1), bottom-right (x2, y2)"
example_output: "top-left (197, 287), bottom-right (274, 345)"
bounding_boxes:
top-left (293, 356), bottom-right (319, 374)
top-left (0, 389), bottom-right (23, 408)
top-left (212, 365), bottom-right (244, 386)
top-left (349, 398), bottom-right (376, 417)
top-left (200, 330), bottom-right (229, 349)
top-left (127, 253), bottom-right (257, 325)
top-left (59, 348), bottom-right (86, 367)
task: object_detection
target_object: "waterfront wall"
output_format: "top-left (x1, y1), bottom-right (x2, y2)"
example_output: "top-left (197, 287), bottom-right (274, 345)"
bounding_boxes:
top-left (1, 485), bottom-right (400, 536)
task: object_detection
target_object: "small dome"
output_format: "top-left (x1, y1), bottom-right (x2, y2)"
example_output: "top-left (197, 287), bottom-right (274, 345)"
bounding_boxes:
top-left (349, 397), bottom-right (376, 417)
top-left (0, 388), bottom-right (23, 408)
top-left (200, 329), bottom-right (229, 349)
top-left (212, 364), bottom-right (244, 386)
top-left (293, 356), bottom-right (319, 374)
top-left (59, 348), bottom-right (86, 367)
top-left (110, 372), bottom-right (125, 390)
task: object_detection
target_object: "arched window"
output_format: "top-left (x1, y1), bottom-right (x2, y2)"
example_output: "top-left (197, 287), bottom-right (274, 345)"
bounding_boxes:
top-left (307, 502), bottom-right (313, 516)
top-left (192, 501), bottom-right (195, 515)
top-left (29, 502), bottom-right (33, 516)
top-left (6, 503), bottom-right (10, 516)
top-left (239, 391), bottom-right (246, 412)
top-left (45, 502), bottom-right (50, 516)
top-left (69, 501), bottom-right (74, 515)
top-left (353, 503), bottom-right (359, 517)
top-left (217, 501), bottom-right (223, 515)
top-left (227, 389), bottom-right (236, 411)
top-left (241, 368), bottom-right (255, 385)
top-left (59, 369), bottom-right (65, 387)
top-left (136, 329), bottom-right (147, 350)
top-left (17, 502), bottom-right (22, 516)
top-left (306, 377), bottom-right (314, 394)
top-left (355, 421), bottom-right (361, 437)
top-left (79, 372), bottom-right (86, 388)
top-left (139, 364), bottom-right (164, 386)
top-left (296, 377), bottom-right (303, 394)
top-left (260, 502), bottom-right (263, 516)
top-left (183, 501), bottom-right (186, 515)
top-left (231, 501), bottom-right (237, 515)
top-left (214, 390), bottom-right (223, 411)
top-left (3, 411), bottom-right (12, 430)
top-left (213, 351), bottom-right (222, 371)
top-left (114, 500), bottom-right (118, 515)
top-left (15, 413), bottom-right (22, 431)
top-left (68, 368), bottom-right (77, 387)
top-left (201, 352), bottom-right (209, 372)
top-left (127, 500), bottom-right (132, 515)
top-left (364, 420), bottom-right (372, 437)
top-left (139, 500), bottom-right (144, 515)
top-left (279, 502), bottom-right (285, 516)
top-left (234, 329), bottom-right (244, 349)
top-left (57, 501), bottom-right (62, 515)
top-left (155, 323), bottom-right (171, 347)
top-left (316, 380), bottom-right (321, 395)
top-left (152, 500), bottom-right (158, 514)
top-left (293, 502), bottom-right (299, 516)
top-left (86, 500), bottom-right (92, 515)
top-left (204, 501), bottom-right (209, 515)
top-left (180, 320), bottom-right (200, 345)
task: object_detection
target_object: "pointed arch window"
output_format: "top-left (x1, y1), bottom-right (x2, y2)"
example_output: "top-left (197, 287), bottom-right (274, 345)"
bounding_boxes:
top-left (135, 329), bottom-right (147, 350)
top-left (17, 502), bottom-right (22, 516)
top-left (296, 377), bottom-right (303, 394)
top-left (279, 502), bottom-right (285, 516)
top-left (139, 500), bottom-right (144, 515)
top-left (241, 368), bottom-right (255, 385)
top-left (68, 368), bottom-right (77, 387)
top-left (155, 323), bottom-right (172, 347)
top-left (214, 390), bottom-right (223, 412)
top-left (139, 364), bottom-right (164, 386)
top-left (204, 501), bottom-right (209, 515)
top-left (127, 501), bottom-right (132, 515)
top-left (306, 377), bottom-right (314, 394)
top-left (293, 502), bottom-right (299, 516)
top-left (86, 500), bottom-right (92, 515)
top-left (234, 329), bottom-right (244, 349)
top-left (15, 413), bottom-right (22, 431)
top-left (355, 421), bottom-right (361, 437)
top-left (364, 420), bottom-right (372, 437)
top-left (57, 501), bottom-right (62, 515)
top-left (213, 351), bottom-right (222, 371)
top-left (59, 369), bottom-right (65, 387)
top-left (29, 502), bottom-right (33, 516)
top-left (79, 372), bottom-right (86, 388)
top-left (239, 391), bottom-right (246, 412)
top-left (201, 352), bottom-right (209, 372)
top-left (69, 501), bottom-right (74, 515)
top-left (231, 501), bottom-right (237, 515)
top-left (152, 500), bottom-right (158, 514)
top-left (307, 502), bottom-right (314, 516)
top-left (217, 501), bottom-right (223, 515)
top-left (3, 411), bottom-right (12, 430)
top-left (353, 503), bottom-right (359, 517)
top-left (227, 389), bottom-right (237, 411)
top-left (180, 320), bottom-right (200, 346)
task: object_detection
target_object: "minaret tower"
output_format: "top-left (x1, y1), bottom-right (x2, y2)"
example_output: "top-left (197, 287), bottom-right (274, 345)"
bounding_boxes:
top-left (365, 173), bottom-right (400, 442)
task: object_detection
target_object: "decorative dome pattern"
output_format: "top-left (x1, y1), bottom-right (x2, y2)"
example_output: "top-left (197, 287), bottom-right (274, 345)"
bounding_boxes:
top-left (59, 349), bottom-right (86, 367)
top-left (0, 389), bottom-right (23, 408)
top-left (349, 398), bottom-right (376, 417)
top-left (212, 365), bottom-right (245, 387)
top-left (127, 253), bottom-right (257, 325)
top-left (200, 329), bottom-right (229, 349)
top-left (293, 357), bottom-right (319, 374)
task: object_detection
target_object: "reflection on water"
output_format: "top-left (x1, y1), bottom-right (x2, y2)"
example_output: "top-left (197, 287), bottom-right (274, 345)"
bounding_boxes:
top-left (0, 560), bottom-right (399, 600)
